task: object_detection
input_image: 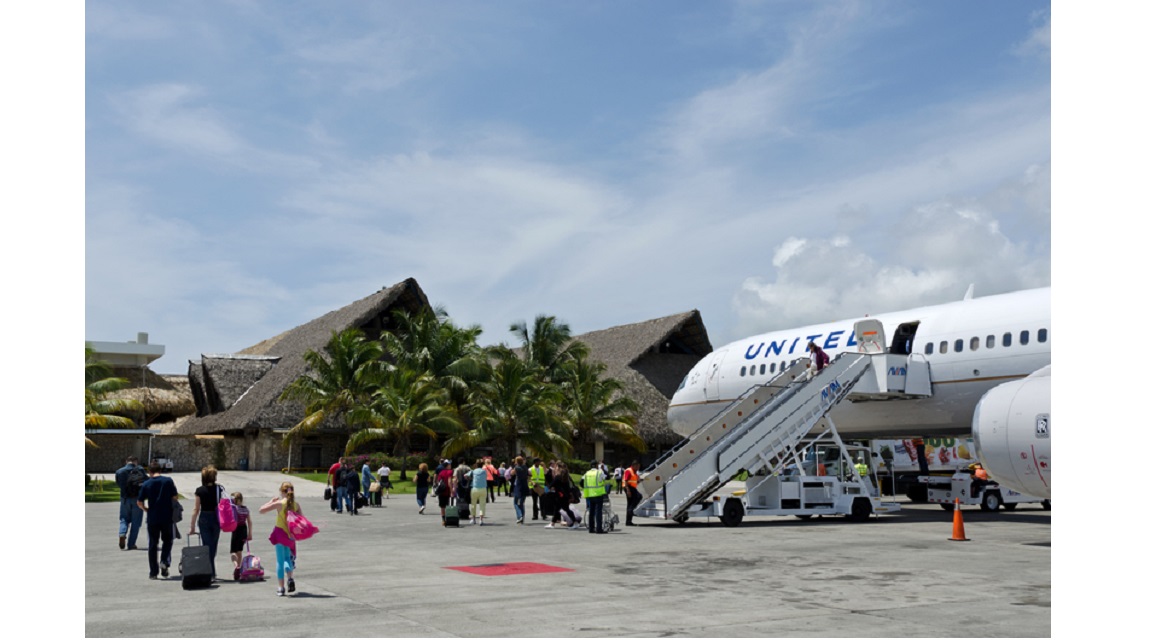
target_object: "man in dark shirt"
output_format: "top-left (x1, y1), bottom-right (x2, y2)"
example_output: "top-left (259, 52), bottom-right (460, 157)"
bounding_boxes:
top-left (114, 456), bottom-right (145, 550)
top-left (136, 461), bottom-right (178, 580)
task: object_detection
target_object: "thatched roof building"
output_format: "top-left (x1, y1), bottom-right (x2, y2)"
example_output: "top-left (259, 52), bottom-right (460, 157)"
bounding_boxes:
top-left (105, 367), bottom-right (198, 424)
top-left (172, 278), bottom-right (431, 438)
top-left (569, 311), bottom-right (712, 449)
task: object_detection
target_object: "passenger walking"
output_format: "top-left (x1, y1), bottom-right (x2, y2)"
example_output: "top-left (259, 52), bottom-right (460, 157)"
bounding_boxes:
top-left (484, 458), bottom-right (499, 503)
top-left (115, 456), bottom-right (146, 550)
top-left (378, 462), bottom-right (392, 500)
top-left (361, 461), bottom-right (376, 506)
top-left (436, 461), bottom-right (454, 525)
top-left (414, 463), bottom-right (430, 514)
top-left (188, 464), bottom-right (223, 580)
top-left (136, 461), bottom-right (178, 579)
top-left (613, 465), bottom-right (624, 494)
top-left (546, 463), bottom-right (578, 529)
top-left (228, 492), bottom-right (253, 581)
top-left (511, 456), bottom-right (529, 524)
top-left (342, 461), bottom-right (361, 515)
top-left (470, 458), bottom-right (488, 525)
top-left (259, 482), bottom-right (300, 596)
top-left (330, 457), bottom-right (346, 513)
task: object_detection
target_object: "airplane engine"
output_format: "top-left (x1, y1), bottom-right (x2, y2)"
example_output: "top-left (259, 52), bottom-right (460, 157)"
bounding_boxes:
top-left (972, 366), bottom-right (1051, 499)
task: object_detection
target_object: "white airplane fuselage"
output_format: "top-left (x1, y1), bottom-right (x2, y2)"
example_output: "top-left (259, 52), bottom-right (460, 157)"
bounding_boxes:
top-left (668, 288), bottom-right (1051, 439)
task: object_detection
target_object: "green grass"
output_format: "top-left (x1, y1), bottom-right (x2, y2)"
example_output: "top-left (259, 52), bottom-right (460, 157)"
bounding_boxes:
top-left (86, 476), bottom-right (121, 503)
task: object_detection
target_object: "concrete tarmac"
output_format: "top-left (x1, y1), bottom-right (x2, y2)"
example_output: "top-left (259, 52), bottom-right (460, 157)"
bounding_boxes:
top-left (86, 471), bottom-right (1050, 637)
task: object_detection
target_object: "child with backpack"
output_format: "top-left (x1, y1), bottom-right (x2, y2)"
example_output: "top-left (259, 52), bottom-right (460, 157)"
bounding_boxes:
top-left (228, 492), bottom-right (253, 581)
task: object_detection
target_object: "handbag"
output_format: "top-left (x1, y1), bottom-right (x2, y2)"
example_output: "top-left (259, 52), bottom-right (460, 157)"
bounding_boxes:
top-left (324, 487), bottom-right (332, 501)
top-left (217, 485), bottom-right (238, 532)
top-left (172, 499), bottom-right (184, 523)
top-left (369, 481), bottom-right (380, 493)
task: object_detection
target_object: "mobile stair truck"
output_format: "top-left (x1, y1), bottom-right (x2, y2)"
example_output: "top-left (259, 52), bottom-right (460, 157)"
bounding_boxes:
top-left (634, 319), bottom-right (927, 526)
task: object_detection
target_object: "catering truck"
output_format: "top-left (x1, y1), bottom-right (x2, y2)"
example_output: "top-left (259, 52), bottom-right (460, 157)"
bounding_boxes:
top-left (868, 437), bottom-right (979, 501)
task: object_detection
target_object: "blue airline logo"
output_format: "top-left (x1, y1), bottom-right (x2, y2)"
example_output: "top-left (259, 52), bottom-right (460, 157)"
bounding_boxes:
top-left (744, 329), bottom-right (858, 360)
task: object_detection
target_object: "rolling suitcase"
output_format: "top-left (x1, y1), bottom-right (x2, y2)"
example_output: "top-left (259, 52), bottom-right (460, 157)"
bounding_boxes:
top-left (179, 533), bottom-right (213, 590)
top-left (444, 505), bottom-right (461, 527)
top-left (456, 500), bottom-right (470, 521)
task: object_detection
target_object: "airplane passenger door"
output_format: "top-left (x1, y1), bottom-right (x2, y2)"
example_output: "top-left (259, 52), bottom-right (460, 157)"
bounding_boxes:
top-left (853, 319), bottom-right (886, 354)
top-left (704, 350), bottom-right (728, 401)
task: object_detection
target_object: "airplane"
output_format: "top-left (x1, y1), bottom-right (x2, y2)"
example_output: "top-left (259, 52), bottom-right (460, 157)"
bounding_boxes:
top-left (667, 286), bottom-right (1051, 498)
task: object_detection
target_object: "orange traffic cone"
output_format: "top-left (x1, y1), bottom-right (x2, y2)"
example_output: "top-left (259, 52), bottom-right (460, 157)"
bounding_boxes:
top-left (949, 498), bottom-right (969, 542)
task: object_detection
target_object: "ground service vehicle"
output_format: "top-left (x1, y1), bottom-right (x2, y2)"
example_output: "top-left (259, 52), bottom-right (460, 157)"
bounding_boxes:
top-left (870, 437), bottom-right (979, 501)
top-left (920, 471), bottom-right (1050, 512)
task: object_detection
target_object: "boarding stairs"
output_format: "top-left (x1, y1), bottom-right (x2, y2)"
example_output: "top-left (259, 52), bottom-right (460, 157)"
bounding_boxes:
top-left (635, 321), bottom-right (933, 522)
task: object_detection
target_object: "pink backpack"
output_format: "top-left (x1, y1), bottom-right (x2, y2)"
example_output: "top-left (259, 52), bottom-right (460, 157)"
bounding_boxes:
top-left (239, 542), bottom-right (264, 582)
top-left (217, 486), bottom-right (238, 533)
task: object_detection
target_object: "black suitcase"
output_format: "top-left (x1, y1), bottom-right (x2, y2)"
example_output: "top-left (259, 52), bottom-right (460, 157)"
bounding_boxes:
top-left (179, 533), bottom-right (213, 590)
top-left (456, 501), bottom-right (470, 520)
top-left (354, 492), bottom-right (366, 510)
top-left (444, 505), bottom-right (461, 527)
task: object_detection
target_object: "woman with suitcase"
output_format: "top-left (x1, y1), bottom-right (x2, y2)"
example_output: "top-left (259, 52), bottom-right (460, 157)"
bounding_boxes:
top-left (188, 465), bottom-right (223, 580)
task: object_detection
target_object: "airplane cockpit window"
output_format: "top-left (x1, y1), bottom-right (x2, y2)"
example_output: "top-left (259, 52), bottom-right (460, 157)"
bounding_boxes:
top-left (954, 339), bottom-right (964, 353)
top-left (1020, 330), bottom-right (1030, 346)
top-left (1003, 332), bottom-right (1013, 347)
top-left (986, 334), bottom-right (995, 348)
top-left (1039, 328), bottom-right (1048, 343)
top-left (970, 336), bottom-right (980, 351)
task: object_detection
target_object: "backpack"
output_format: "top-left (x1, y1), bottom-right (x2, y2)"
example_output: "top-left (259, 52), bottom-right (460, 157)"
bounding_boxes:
top-left (456, 469), bottom-right (471, 491)
top-left (126, 466), bottom-right (148, 499)
top-left (217, 486), bottom-right (238, 533)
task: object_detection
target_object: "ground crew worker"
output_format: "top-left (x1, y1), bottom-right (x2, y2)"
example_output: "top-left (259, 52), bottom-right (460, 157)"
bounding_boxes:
top-left (529, 458), bottom-right (547, 521)
top-left (854, 457), bottom-right (870, 478)
top-left (583, 461), bottom-right (608, 534)
top-left (623, 460), bottom-right (642, 526)
top-left (970, 462), bottom-right (989, 496)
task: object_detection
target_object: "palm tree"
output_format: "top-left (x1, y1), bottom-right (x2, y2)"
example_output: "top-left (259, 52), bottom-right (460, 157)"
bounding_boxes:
top-left (279, 329), bottom-right (385, 440)
top-left (510, 314), bottom-right (589, 383)
top-left (85, 346), bottom-right (143, 446)
top-left (345, 369), bottom-right (463, 480)
top-left (444, 347), bottom-right (571, 462)
top-left (381, 307), bottom-right (486, 408)
top-left (561, 355), bottom-right (646, 456)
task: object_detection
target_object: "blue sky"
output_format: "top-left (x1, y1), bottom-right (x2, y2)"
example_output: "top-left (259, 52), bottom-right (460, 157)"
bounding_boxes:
top-left (81, 1), bottom-right (1051, 373)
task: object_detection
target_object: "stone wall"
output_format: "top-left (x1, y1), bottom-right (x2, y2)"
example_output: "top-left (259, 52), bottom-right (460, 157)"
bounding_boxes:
top-left (86, 432), bottom-right (350, 474)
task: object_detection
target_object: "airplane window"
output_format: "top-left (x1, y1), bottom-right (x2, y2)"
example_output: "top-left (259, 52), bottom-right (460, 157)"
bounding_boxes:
top-left (1039, 328), bottom-right (1048, 343)
top-left (770, 363), bottom-right (776, 374)
top-left (925, 342), bottom-right (933, 355)
top-left (760, 364), bottom-right (766, 375)
top-left (740, 366), bottom-right (747, 377)
top-left (1020, 330), bottom-right (1030, 345)
top-left (970, 336), bottom-right (980, 351)
top-left (954, 339), bottom-right (964, 353)
top-left (986, 334), bottom-right (995, 348)
top-left (939, 341), bottom-right (948, 354)
top-left (1003, 332), bottom-right (1012, 347)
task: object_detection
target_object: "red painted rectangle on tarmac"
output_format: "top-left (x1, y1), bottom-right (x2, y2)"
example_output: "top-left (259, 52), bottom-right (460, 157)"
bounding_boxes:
top-left (445, 562), bottom-right (573, 576)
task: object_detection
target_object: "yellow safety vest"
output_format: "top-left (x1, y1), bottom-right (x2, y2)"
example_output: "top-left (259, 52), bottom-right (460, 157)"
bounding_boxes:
top-left (855, 462), bottom-right (870, 476)
top-left (530, 466), bottom-right (546, 488)
top-left (583, 469), bottom-right (607, 498)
